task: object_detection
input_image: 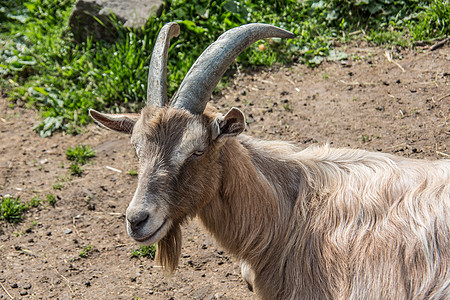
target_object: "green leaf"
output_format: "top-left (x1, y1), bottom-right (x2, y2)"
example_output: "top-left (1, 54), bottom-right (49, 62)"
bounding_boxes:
top-left (32, 87), bottom-right (49, 96)
top-left (327, 49), bottom-right (348, 61)
top-left (309, 56), bottom-right (324, 65)
top-left (180, 20), bottom-right (207, 34)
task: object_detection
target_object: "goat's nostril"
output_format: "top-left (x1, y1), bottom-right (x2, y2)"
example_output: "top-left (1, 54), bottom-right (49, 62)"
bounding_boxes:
top-left (135, 214), bottom-right (149, 230)
top-left (127, 212), bottom-right (149, 231)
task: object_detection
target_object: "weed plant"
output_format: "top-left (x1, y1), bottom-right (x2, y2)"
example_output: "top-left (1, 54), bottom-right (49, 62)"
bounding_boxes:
top-left (0, 0), bottom-right (448, 136)
top-left (79, 244), bottom-right (93, 258)
top-left (66, 144), bottom-right (96, 175)
top-left (66, 144), bottom-right (96, 164)
top-left (29, 195), bottom-right (42, 207)
top-left (46, 194), bottom-right (56, 206)
top-left (131, 245), bottom-right (157, 259)
top-left (0, 195), bottom-right (29, 223)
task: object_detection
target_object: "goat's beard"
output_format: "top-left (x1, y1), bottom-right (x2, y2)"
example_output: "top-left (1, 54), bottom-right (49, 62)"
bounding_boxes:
top-left (155, 223), bottom-right (182, 273)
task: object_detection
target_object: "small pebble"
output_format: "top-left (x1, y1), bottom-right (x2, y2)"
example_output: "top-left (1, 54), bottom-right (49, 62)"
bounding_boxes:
top-left (10, 283), bottom-right (18, 288)
top-left (20, 291), bottom-right (28, 296)
top-left (23, 283), bottom-right (32, 289)
top-left (64, 229), bottom-right (72, 234)
top-left (85, 281), bottom-right (91, 287)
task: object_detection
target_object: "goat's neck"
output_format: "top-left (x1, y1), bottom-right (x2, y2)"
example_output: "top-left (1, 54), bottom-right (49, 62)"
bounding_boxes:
top-left (198, 136), bottom-right (303, 263)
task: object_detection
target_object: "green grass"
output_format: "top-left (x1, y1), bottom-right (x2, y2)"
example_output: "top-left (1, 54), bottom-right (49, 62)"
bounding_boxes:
top-left (79, 244), bottom-right (93, 258)
top-left (0, 194), bottom-right (56, 223)
top-left (52, 175), bottom-right (70, 190)
top-left (52, 182), bottom-right (64, 190)
top-left (46, 194), bottom-right (56, 206)
top-left (409, 0), bottom-right (450, 41)
top-left (29, 195), bottom-right (42, 207)
top-left (128, 169), bottom-right (138, 176)
top-left (69, 163), bottom-right (83, 176)
top-left (0, 195), bottom-right (29, 223)
top-left (131, 245), bottom-right (157, 259)
top-left (66, 144), bottom-right (96, 176)
top-left (66, 144), bottom-right (96, 164)
top-left (1, 0), bottom-right (448, 136)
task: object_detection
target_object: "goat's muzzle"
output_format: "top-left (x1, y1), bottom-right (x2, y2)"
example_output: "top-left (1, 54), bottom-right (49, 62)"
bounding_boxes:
top-left (127, 209), bottom-right (149, 232)
top-left (126, 204), bottom-right (170, 245)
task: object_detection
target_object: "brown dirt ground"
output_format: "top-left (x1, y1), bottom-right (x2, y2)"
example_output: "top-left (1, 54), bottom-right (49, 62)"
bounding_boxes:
top-left (0, 43), bottom-right (449, 299)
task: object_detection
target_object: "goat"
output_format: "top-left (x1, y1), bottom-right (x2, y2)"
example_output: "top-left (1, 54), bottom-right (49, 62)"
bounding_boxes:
top-left (89, 22), bottom-right (450, 299)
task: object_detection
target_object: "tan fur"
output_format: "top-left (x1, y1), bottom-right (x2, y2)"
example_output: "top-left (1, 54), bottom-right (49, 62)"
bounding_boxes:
top-left (97, 106), bottom-right (450, 299)
top-left (196, 137), bottom-right (450, 299)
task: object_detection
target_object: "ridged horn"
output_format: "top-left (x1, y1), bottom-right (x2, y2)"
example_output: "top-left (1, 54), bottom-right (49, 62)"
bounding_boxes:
top-left (170, 23), bottom-right (295, 114)
top-left (147, 22), bottom-right (180, 107)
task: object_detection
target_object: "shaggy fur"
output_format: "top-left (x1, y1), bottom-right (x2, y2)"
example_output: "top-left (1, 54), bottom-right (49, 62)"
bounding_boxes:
top-left (199, 136), bottom-right (450, 299)
top-left (89, 22), bottom-right (450, 299)
top-left (143, 108), bottom-right (449, 299)
top-left (93, 106), bottom-right (450, 299)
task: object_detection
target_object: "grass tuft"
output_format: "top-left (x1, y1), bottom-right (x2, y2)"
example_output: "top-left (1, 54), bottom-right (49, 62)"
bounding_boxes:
top-left (79, 244), bottom-right (93, 258)
top-left (0, 195), bottom-right (29, 223)
top-left (29, 195), bottom-right (42, 207)
top-left (131, 245), bottom-right (157, 259)
top-left (46, 194), bottom-right (56, 206)
top-left (66, 144), bottom-right (96, 176)
top-left (66, 144), bottom-right (96, 164)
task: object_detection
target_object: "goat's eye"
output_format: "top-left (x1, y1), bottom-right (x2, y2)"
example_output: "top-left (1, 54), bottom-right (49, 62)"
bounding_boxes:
top-left (192, 150), bottom-right (204, 157)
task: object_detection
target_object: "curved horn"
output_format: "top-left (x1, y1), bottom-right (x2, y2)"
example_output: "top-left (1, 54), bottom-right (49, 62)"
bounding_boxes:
top-left (171, 23), bottom-right (295, 114)
top-left (147, 22), bottom-right (180, 107)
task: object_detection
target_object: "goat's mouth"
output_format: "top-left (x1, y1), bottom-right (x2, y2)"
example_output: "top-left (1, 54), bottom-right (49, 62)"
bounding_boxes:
top-left (132, 218), bottom-right (169, 245)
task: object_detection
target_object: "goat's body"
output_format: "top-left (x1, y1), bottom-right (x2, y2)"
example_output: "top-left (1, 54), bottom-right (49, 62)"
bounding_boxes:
top-left (198, 135), bottom-right (450, 300)
top-left (90, 23), bottom-right (449, 300)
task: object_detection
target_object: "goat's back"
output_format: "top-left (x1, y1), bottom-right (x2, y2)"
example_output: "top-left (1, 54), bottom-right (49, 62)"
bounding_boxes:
top-left (294, 147), bottom-right (450, 299)
top-left (242, 139), bottom-right (450, 299)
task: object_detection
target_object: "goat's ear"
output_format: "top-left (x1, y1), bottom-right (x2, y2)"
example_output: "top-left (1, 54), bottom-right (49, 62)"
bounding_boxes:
top-left (89, 109), bottom-right (140, 134)
top-left (212, 107), bottom-right (245, 140)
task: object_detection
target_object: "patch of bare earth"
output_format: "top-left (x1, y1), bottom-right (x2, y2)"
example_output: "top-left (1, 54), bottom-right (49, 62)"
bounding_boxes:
top-left (0, 44), bottom-right (449, 299)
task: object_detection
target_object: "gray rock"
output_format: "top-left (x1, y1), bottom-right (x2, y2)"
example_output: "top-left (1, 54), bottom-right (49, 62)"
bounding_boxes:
top-left (69, 0), bottom-right (165, 42)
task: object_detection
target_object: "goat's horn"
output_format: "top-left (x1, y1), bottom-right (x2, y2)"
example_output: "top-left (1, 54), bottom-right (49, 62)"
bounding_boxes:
top-left (171, 23), bottom-right (295, 114)
top-left (147, 22), bottom-right (180, 107)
